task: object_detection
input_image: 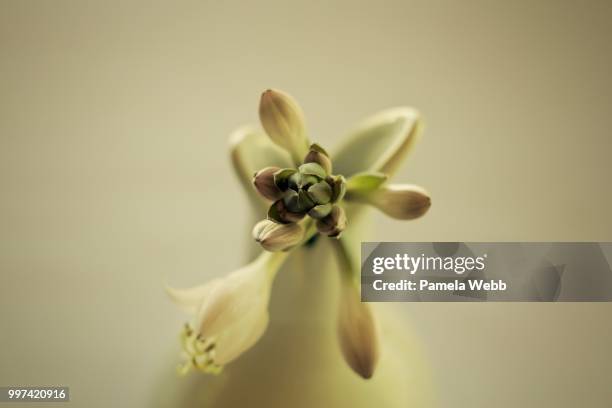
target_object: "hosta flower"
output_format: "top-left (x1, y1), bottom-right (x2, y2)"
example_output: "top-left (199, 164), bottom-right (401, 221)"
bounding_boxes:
top-left (168, 89), bottom-right (431, 379)
top-left (166, 251), bottom-right (287, 374)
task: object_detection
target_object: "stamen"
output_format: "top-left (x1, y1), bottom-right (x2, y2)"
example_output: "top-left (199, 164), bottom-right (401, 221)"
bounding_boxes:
top-left (178, 324), bottom-right (223, 375)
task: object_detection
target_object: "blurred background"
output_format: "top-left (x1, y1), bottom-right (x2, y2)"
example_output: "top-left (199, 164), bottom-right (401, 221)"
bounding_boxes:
top-left (1, 0), bottom-right (611, 406)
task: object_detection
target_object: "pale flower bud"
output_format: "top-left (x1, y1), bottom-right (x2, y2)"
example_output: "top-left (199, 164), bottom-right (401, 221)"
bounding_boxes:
top-left (337, 285), bottom-right (379, 379)
top-left (253, 167), bottom-right (283, 201)
top-left (259, 89), bottom-right (310, 164)
top-left (252, 219), bottom-right (304, 252)
top-left (368, 184), bottom-right (431, 220)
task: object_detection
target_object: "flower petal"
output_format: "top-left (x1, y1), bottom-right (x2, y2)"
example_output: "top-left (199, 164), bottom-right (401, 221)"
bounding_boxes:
top-left (165, 280), bottom-right (222, 314)
top-left (196, 263), bottom-right (267, 337)
top-left (229, 125), bottom-right (293, 212)
top-left (332, 107), bottom-right (422, 178)
top-left (193, 268), bottom-right (270, 365)
top-left (213, 302), bottom-right (269, 365)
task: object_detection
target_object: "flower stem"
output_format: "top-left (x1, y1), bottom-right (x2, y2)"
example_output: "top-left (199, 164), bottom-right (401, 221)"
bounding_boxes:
top-left (260, 251), bottom-right (290, 280)
top-left (329, 238), bottom-right (358, 287)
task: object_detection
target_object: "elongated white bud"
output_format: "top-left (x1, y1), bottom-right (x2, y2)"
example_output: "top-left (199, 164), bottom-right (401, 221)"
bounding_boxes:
top-left (259, 89), bottom-right (310, 164)
top-left (337, 285), bottom-right (379, 379)
top-left (369, 184), bottom-right (431, 220)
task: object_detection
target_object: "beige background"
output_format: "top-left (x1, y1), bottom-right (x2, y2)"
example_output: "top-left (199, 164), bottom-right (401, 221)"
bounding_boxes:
top-left (1, 0), bottom-right (611, 407)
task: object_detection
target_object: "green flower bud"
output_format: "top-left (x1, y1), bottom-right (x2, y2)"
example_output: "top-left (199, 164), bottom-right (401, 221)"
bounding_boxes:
top-left (268, 199), bottom-right (305, 224)
top-left (299, 174), bottom-right (320, 189)
top-left (273, 168), bottom-right (297, 191)
top-left (252, 219), bottom-right (304, 252)
top-left (316, 205), bottom-right (347, 238)
top-left (286, 172), bottom-right (302, 190)
top-left (252, 167), bottom-right (283, 201)
top-left (282, 189), bottom-right (299, 212)
top-left (307, 181), bottom-right (332, 204)
top-left (304, 143), bottom-right (332, 175)
top-left (298, 162), bottom-right (327, 179)
top-left (297, 190), bottom-right (315, 212)
top-left (282, 190), bottom-right (312, 212)
top-left (308, 203), bottom-right (333, 219)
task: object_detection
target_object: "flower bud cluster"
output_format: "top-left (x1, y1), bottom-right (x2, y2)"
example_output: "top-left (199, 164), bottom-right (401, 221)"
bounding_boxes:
top-left (253, 143), bottom-right (348, 249)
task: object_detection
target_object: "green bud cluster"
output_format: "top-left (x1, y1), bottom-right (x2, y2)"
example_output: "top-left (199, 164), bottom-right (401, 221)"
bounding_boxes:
top-left (253, 143), bottom-right (347, 238)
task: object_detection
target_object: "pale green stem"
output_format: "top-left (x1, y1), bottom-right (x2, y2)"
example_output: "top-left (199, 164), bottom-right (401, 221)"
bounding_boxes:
top-left (261, 250), bottom-right (291, 280)
top-left (329, 238), bottom-right (358, 287)
top-left (261, 218), bottom-right (317, 280)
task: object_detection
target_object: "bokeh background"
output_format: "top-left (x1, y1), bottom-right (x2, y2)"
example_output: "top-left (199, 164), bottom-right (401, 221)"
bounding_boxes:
top-left (1, 0), bottom-right (611, 406)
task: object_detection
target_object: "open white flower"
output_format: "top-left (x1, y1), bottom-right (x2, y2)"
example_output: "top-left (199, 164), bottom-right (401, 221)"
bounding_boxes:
top-left (166, 251), bottom-right (287, 374)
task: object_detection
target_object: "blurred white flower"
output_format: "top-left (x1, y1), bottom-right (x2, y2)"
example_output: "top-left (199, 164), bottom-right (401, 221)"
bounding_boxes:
top-left (166, 251), bottom-right (287, 374)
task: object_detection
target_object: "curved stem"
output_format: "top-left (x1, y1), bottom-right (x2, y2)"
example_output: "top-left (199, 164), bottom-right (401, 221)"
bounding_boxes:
top-left (261, 251), bottom-right (290, 280)
top-left (329, 238), bottom-right (358, 287)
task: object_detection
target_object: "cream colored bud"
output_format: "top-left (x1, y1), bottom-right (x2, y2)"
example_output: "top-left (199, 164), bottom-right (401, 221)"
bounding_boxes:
top-left (337, 285), bottom-right (379, 379)
top-left (253, 167), bottom-right (283, 201)
top-left (252, 219), bottom-right (304, 252)
top-left (368, 184), bottom-right (431, 220)
top-left (259, 89), bottom-right (310, 164)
